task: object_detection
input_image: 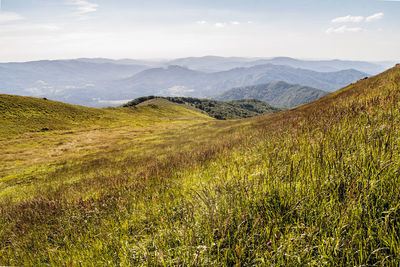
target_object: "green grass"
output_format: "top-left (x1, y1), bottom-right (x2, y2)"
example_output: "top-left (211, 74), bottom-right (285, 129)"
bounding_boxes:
top-left (124, 96), bottom-right (283, 120)
top-left (0, 96), bottom-right (215, 202)
top-left (1, 65), bottom-right (400, 265)
top-left (0, 94), bottom-right (214, 136)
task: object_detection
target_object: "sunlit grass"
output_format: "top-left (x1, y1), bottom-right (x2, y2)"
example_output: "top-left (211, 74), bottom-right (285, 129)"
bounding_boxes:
top-left (0, 65), bottom-right (400, 265)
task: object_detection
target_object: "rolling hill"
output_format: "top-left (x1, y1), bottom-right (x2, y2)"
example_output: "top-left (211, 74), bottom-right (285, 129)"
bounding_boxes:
top-left (0, 94), bottom-right (211, 137)
top-left (0, 64), bottom-right (399, 265)
top-left (214, 81), bottom-right (328, 108)
top-left (123, 96), bottom-right (284, 119)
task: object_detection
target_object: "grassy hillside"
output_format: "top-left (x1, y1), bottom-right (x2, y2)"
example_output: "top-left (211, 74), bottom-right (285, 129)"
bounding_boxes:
top-left (0, 94), bottom-right (105, 136)
top-left (0, 64), bottom-right (400, 265)
top-left (0, 94), bottom-right (212, 137)
top-left (215, 81), bottom-right (328, 108)
top-left (0, 95), bottom-right (215, 200)
top-left (124, 96), bottom-right (283, 119)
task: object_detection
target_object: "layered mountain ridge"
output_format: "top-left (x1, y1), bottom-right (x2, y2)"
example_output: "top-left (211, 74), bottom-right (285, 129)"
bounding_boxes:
top-left (0, 56), bottom-right (378, 107)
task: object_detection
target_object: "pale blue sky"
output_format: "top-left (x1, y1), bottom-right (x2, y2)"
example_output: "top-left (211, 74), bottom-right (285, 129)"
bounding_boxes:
top-left (0, 0), bottom-right (399, 62)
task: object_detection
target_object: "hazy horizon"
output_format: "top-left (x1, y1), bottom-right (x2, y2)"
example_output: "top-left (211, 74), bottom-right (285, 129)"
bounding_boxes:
top-left (0, 0), bottom-right (399, 62)
top-left (0, 55), bottom-right (398, 64)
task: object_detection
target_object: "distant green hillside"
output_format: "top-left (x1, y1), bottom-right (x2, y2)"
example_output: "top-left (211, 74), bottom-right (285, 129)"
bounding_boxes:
top-left (123, 96), bottom-right (283, 119)
top-left (215, 81), bottom-right (328, 108)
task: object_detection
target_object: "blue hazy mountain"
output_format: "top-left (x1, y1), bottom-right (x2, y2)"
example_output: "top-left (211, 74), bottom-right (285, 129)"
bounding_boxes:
top-left (0, 57), bottom-right (373, 107)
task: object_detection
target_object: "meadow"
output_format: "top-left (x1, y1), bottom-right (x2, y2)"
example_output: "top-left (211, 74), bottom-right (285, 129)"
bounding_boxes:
top-left (0, 65), bottom-right (400, 265)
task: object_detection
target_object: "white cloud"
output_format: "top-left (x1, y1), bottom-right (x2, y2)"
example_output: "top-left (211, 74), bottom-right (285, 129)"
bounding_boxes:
top-left (331, 15), bottom-right (364, 23)
top-left (326, 25), bottom-right (364, 34)
top-left (327, 12), bottom-right (384, 34)
top-left (0, 11), bottom-right (24, 24)
top-left (197, 21), bottom-right (243, 27)
top-left (68, 0), bottom-right (98, 15)
top-left (331, 13), bottom-right (384, 24)
top-left (365, 12), bottom-right (384, 22)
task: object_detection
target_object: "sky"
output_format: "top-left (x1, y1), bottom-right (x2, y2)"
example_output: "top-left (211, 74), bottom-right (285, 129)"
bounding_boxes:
top-left (0, 0), bottom-right (399, 62)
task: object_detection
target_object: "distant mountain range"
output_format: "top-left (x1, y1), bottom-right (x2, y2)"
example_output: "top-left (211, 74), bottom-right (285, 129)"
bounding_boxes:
top-left (0, 56), bottom-right (389, 107)
top-left (0, 59), bottom-right (147, 94)
top-left (214, 81), bottom-right (328, 108)
top-left (167, 56), bottom-right (394, 74)
top-left (108, 64), bottom-right (367, 100)
top-left (75, 56), bottom-right (394, 74)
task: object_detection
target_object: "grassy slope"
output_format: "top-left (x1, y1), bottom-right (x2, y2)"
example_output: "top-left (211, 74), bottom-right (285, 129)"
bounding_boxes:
top-left (0, 94), bottom-right (212, 137)
top-left (176, 65), bottom-right (400, 265)
top-left (0, 65), bottom-right (400, 265)
top-left (0, 95), bottom-right (217, 202)
top-left (0, 94), bottom-right (105, 136)
top-left (124, 96), bottom-right (283, 120)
